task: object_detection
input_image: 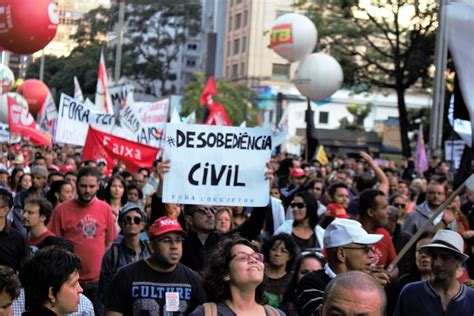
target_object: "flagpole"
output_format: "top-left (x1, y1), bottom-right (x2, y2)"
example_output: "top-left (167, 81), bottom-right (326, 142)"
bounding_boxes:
top-left (305, 97), bottom-right (310, 162)
top-left (114, 0), bottom-right (126, 83)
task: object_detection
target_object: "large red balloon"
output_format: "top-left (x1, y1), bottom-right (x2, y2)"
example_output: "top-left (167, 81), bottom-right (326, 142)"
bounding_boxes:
top-left (0, 0), bottom-right (59, 54)
top-left (16, 79), bottom-right (49, 115)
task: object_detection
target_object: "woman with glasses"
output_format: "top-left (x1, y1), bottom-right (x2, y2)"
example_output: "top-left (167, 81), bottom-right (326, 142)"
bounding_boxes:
top-left (274, 191), bottom-right (323, 252)
top-left (190, 238), bottom-right (284, 315)
top-left (261, 234), bottom-right (298, 308)
top-left (281, 251), bottom-right (326, 316)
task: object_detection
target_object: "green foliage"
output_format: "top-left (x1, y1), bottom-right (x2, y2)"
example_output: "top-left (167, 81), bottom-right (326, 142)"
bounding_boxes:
top-left (339, 103), bottom-right (372, 130)
top-left (295, 0), bottom-right (438, 157)
top-left (182, 72), bottom-right (259, 126)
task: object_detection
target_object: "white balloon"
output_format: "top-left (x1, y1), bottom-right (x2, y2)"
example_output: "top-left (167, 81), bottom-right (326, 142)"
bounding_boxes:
top-left (270, 13), bottom-right (317, 62)
top-left (294, 53), bottom-right (343, 101)
top-left (0, 64), bottom-right (15, 94)
top-left (0, 92), bottom-right (29, 124)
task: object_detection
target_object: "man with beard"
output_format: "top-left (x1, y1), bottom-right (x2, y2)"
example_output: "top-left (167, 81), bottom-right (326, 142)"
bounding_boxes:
top-left (395, 230), bottom-right (474, 315)
top-left (105, 217), bottom-right (206, 316)
top-left (22, 196), bottom-right (54, 253)
top-left (49, 166), bottom-right (116, 315)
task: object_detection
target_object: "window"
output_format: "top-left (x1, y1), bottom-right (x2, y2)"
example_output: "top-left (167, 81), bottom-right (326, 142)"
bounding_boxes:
top-left (187, 44), bottom-right (197, 51)
top-left (244, 10), bottom-right (248, 26)
top-left (227, 40), bottom-right (231, 57)
top-left (242, 36), bottom-right (246, 53)
top-left (232, 64), bottom-right (239, 79)
top-left (235, 13), bottom-right (241, 29)
top-left (233, 38), bottom-right (240, 55)
top-left (226, 66), bottom-right (230, 78)
top-left (271, 63), bottom-right (290, 80)
top-left (186, 59), bottom-right (196, 67)
top-left (241, 62), bottom-right (245, 76)
top-left (319, 111), bottom-right (329, 124)
top-left (228, 16), bottom-right (232, 31)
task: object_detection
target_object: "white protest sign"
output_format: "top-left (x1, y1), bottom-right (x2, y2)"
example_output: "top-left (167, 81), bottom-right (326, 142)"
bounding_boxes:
top-left (55, 94), bottom-right (116, 146)
top-left (120, 99), bottom-right (169, 148)
top-left (163, 123), bottom-right (272, 207)
top-left (109, 83), bottom-right (134, 114)
top-left (0, 123), bottom-right (9, 142)
top-left (444, 140), bottom-right (465, 169)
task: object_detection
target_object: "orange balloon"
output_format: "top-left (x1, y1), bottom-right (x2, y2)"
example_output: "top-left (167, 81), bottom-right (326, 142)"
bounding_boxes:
top-left (16, 79), bottom-right (49, 115)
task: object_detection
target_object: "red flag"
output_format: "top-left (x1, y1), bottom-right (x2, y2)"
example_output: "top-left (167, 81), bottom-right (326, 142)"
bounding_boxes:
top-left (8, 96), bottom-right (52, 147)
top-left (95, 51), bottom-right (114, 114)
top-left (204, 101), bottom-right (232, 126)
top-left (82, 127), bottom-right (159, 174)
top-left (200, 76), bottom-right (218, 106)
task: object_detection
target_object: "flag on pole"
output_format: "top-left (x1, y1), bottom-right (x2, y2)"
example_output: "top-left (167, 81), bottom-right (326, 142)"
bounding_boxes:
top-left (74, 76), bottom-right (84, 102)
top-left (201, 76), bottom-right (218, 106)
top-left (305, 99), bottom-right (319, 161)
top-left (205, 102), bottom-right (232, 126)
top-left (415, 124), bottom-right (428, 174)
top-left (184, 111), bottom-right (196, 124)
top-left (38, 90), bottom-right (58, 140)
top-left (95, 50), bottom-right (114, 114)
top-left (170, 107), bottom-right (181, 123)
top-left (315, 145), bottom-right (329, 165)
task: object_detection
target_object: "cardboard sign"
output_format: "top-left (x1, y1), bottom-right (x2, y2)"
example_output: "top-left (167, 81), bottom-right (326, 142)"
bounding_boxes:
top-left (163, 124), bottom-right (272, 207)
top-left (82, 127), bottom-right (159, 173)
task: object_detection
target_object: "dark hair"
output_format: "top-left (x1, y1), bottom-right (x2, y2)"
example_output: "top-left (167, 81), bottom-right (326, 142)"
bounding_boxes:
top-left (65, 170), bottom-right (77, 178)
top-left (20, 247), bottom-right (82, 312)
top-left (202, 238), bottom-right (267, 304)
top-left (104, 174), bottom-right (128, 205)
top-left (17, 173), bottom-right (32, 192)
top-left (127, 183), bottom-right (143, 200)
top-left (388, 194), bottom-right (405, 205)
top-left (24, 196), bottom-right (54, 226)
top-left (47, 171), bottom-right (64, 185)
top-left (354, 173), bottom-right (376, 193)
top-left (39, 236), bottom-right (75, 252)
top-left (120, 170), bottom-right (133, 180)
top-left (138, 167), bottom-right (150, 177)
top-left (9, 167), bottom-right (24, 191)
top-left (0, 188), bottom-right (13, 209)
top-left (46, 180), bottom-right (72, 207)
top-left (262, 233), bottom-right (299, 272)
top-left (293, 191), bottom-right (319, 229)
top-left (328, 183), bottom-right (348, 199)
top-left (359, 189), bottom-right (386, 218)
top-left (305, 179), bottom-right (325, 195)
top-left (0, 265), bottom-right (21, 300)
top-left (76, 166), bottom-right (101, 183)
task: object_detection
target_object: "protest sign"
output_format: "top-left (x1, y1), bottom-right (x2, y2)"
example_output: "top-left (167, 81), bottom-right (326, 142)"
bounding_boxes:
top-left (55, 94), bottom-right (116, 146)
top-left (109, 83), bottom-right (134, 115)
top-left (82, 127), bottom-right (159, 174)
top-left (120, 98), bottom-right (169, 148)
top-left (162, 123), bottom-right (272, 207)
top-left (8, 96), bottom-right (52, 147)
top-left (0, 123), bottom-right (9, 142)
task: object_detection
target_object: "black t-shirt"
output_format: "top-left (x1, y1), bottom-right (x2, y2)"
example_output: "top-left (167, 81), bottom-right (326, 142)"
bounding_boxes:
top-left (0, 225), bottom-right (29, 272)
top-left (295, 269), bottom-right (331, 315)
top-left (105, 260), bottom-right (206, 316)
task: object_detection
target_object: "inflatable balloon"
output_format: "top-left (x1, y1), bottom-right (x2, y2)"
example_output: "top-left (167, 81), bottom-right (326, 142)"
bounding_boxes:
top-left (0, 92), bottom-right (28, 124)
top-left (16, 79), bottom-right (49, 115)
top-left (0, 64), bottom-right (14, 93)
top-left (269, 13), bottom-right (317, 62)
top-left (294, 53), bottom-right (343, 101)
top-left (0, 0), bottom-right (59, 54)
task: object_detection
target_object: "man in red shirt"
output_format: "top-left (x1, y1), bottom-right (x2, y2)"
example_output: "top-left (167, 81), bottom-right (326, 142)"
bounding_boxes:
top-left (358, 188), bottom-right (398, 280)
top-left (22, 196), bottom-right (54, 253)
top-left (49, 166), bottom-right (116, 316)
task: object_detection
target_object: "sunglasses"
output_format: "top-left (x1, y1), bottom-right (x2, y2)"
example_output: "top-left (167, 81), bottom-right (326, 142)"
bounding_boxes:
top-left (231, 251), bottom-right (264, 263)
top-left (393, 203), bottom-right (406, 208)
top-left (291, 202), bottom-right (306, 209)
top-left (195, 207), bottom-right (217, 216)
top-left (123, 216), bottom-right (142, 225)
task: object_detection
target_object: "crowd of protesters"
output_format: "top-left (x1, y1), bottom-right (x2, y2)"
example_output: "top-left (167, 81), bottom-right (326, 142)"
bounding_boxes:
top-left (0, 141), bottom-right (473, 315)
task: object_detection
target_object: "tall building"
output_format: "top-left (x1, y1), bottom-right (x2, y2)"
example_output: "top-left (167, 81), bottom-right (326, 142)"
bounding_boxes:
top-left (223, 0), bottom-right (298, 88)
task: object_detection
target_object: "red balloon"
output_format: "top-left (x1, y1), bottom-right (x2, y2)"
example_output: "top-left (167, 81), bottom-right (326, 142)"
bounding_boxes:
top-left (0, 0), bottom-right (58, 54)
top-left (16, 79), bottom-right (49, 115)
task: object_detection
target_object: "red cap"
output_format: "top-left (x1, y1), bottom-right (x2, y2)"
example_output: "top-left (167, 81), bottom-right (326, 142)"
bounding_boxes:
top-left (148, 217), bottom-right (186, 238)
top-left (290, 168), bottom-right (305, 177)
top-left (327, 203), bottom-right (349, 219)
top-left (59, 164), bottom-right (73, 173)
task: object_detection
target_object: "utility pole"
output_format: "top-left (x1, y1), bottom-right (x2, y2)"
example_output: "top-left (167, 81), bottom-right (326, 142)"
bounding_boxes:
top-left (114, 0), bottom-right (126, 83)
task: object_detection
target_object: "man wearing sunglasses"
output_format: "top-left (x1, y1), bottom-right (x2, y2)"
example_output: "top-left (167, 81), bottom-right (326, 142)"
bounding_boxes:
top-left (296, 218), bottom-right (383, 315)
top-left (99, 202), bottom-right (151, 303)
top-left (105, 216), bottom-right (206, 316)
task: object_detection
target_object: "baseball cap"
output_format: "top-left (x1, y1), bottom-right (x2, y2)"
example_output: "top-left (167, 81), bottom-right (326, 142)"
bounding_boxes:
top-left (118, 202), bottom-right (147, 224)
top-left (326, 203), bottom-right (349, 219)
top-left (148, 216), bottom-right (186, 239)
top-left (420, 229), bottom-right (469, 262)
top-left (290, 168), bottom-right (305, 177)
top-left (96, 158), bottom-right (107, 166)
top-left (324, 218), bottom-right (383, 248)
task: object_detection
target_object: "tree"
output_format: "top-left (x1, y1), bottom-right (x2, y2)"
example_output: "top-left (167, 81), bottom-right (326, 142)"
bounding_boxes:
top-left (296, 0), bottom-right (437, 157)
top-left (181, 72), bottom-right (260, 126)
top-left (339, 103), bottom-right (373, 130)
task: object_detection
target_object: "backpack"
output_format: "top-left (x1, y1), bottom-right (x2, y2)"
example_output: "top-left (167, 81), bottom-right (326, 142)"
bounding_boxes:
top-left (202, 302), bottom-right (280, 316)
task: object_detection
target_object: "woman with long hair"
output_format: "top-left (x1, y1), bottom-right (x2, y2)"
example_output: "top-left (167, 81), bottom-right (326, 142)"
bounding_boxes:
top-left (46, 180), bottom-right (74, 208)
top-left (190, 238), bottom-right (283, 315)
top-left (17, 173), bottom-right (32, 193)
top-left (261, 233), bottom-right (298, 308)
top-left (274, 191), bottom-right (323, 251)
top-left (104, 175), bottom-right (127, 221)
top-left (9, 167), bottom-right (24, 193)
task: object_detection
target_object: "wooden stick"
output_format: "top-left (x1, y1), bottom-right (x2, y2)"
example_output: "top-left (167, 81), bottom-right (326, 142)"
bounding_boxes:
top-left (387, 175), bottom-right (473, 273)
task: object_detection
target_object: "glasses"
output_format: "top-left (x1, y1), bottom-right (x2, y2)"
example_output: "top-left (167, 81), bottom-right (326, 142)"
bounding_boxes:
top-left (342, 245), bottom-right (374, 254)
top-left (291, 202), bottom-right (306, 209)
top-left (393, 203), bottom-right (406, 209)
top-left (123, 216), bottom-right (142, 225)
top-left (155, 236), bottom-right (184, 244)
top-left (195, 207), bottom-right (217, 216)
top-left (231, 252), bottom-right (264, 263)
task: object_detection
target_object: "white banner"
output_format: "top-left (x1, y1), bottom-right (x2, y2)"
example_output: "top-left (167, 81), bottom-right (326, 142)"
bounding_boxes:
top-left (109, 83), bottom-right (134, 115)
top-left (163, 124), bottom-right (272, 207)
top-left (120, 99), bottom-right (169, 148)
top-left (444, 140), bottom-right (465, 169)
top-left (55, 94), bottom-right (116, 146)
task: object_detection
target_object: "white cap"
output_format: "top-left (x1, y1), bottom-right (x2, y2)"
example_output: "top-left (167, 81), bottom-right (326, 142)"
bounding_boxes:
top-left (324, 218), bottom-right (383, 248)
